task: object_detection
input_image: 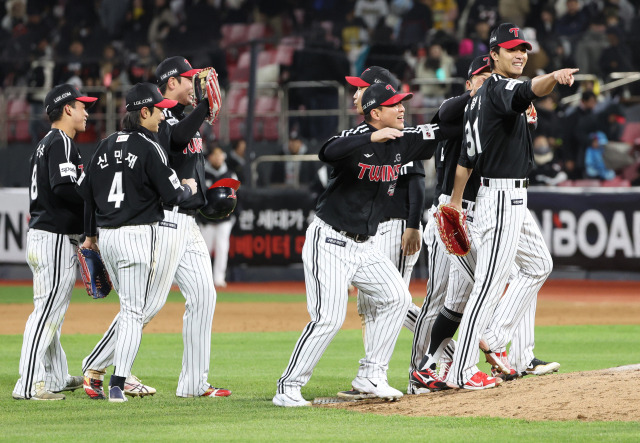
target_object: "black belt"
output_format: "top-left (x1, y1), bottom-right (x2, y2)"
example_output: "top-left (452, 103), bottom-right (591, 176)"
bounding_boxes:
top-left (332, 227), bottom-right (369, 243)
top-left (482, 178), bottom-right (529, 188)
top-left (461, 201), bottom-right (473, 209)
top-left (382, 217), bottom-right (404, 222)
top-left (163, 204), bottom-right (197, 216)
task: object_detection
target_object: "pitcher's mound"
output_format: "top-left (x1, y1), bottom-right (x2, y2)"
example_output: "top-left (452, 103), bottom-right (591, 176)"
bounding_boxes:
top-left (319, 365), bottom-right (640, 422)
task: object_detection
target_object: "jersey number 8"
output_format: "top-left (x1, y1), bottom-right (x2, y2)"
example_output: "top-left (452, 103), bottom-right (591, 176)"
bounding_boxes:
top-left (464, 117), bottom-right (483, 158)
top-left (108, 172), bottom-right (125, 208)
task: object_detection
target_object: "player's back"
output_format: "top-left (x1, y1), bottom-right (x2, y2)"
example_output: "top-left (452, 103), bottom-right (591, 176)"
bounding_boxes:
top-left (85, 130), bottom-right (171, 227)
top-left (28, 129), bottom-right (84, 234)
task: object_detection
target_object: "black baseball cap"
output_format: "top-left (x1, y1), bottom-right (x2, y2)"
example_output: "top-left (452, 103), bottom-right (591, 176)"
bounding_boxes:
top-left (44, 84), bottom-right (98, 114)
top-left (361, 83), bottom-right (413, 115)
top-left (468, 54), bottom-right (491, 79)
top-left (125, 82), bottom-right (178, 111)
top-left (156, 56), bottom-right (201, 85)
top-left (346, 66), bottom-right (400, 89)
top-left (489, 23), bottom-right (532, 51)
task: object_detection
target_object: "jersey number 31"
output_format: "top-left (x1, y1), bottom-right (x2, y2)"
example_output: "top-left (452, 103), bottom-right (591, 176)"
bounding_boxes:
top-left (108, 172), bottom-right (125, 208)
top-left (464, 118), bottom-right (482, 158)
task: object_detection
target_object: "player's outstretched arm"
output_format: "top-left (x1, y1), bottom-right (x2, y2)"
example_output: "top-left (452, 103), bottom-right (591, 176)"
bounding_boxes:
top-left (531, 68), bottom-right (579, 98)
top-left (371, 127), bottom-right (404, 142)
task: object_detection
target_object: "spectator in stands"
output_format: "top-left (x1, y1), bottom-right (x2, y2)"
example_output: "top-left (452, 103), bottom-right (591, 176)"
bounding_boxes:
top-left (555, 0), bottom-right (589, 40)
top-left (574, 17), bottom-right (608, 78)
top-left (226, 138), bottom-right (247, 184)
top-left (26, 40), bottom-right (54, 142)
top-left (529, 134), bottom-right (569, 186)
top-left (354, 0), bottom-right (389, 32)
top-left (499, 0), bottom-right (529, 30)
top-left (599, 26), bottom-right (634, 81)
top-left (336, 7), bottom-right (369, 57)
top-left (430, 0), bottom-right (458, 34)
top-left (269, 130), bottom-right (318, 188)
top-left (127, 42), bottom-right (156, 84)
top-left (463, 0), bottom-right (499, 37)
top-left (535, 5), bottom-right (558, 56)
top-left (414, 43), bottom-right (455, 107)
top-left (585, 131), bottom-right (616, 180)
top-left (562, 90), bottom-right (598, 179)
top-left (397, 0), bottom-right (433, 49)
top-left (99, 44), bottom-right (127, 90)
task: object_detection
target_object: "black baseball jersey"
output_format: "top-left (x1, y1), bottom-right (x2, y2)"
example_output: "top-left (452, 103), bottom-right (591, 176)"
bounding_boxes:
top-left (431, 92), bottom-right (481, 206)
top-left (78, 126), bottom-right (191, 227)
top-left (382, 160), bottom-right (425, 226)
top-left (316, 122), bottom-right (441, 236)
top-left (459, 73), bottom-right (538, 178)
top-left (28, 129), bottom-right (84, 234)
top-left (157, 105), bottom-right (206, 210)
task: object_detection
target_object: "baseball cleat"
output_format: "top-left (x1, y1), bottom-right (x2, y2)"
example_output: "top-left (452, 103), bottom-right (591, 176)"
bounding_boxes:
top-left (53, 375), bottom-right (84, 393)
top-left (338, 389), bottom-right (377, 399)
top-left (201, 386), bottom-right (232, 397)
top-left (83, 376), bottom-right (106, 400)
top-left (491, 351), bottom-right (518, 381)
top-left (438, 360), bottom-right (452, 380)
top-left (407, 384), bottom-right (431, 395)
top-left (13, 381), bottom-right (65, 400)
top-left (449, 371), bottom-right (502, 390)
top-left (481, 346), bottom-right (511, 375)
top-left (410, 368), bottom-right (451, 392)
top-left (521, 358), bottom-right (561, 376)
top-left (351, 376), bottom-right (403, 401)
top-left (124, 375), bottom-right (156, 397)
top-left (272, 391), bottom-right (311, 407)
top-left (108, 385), bottom-right (127, 403)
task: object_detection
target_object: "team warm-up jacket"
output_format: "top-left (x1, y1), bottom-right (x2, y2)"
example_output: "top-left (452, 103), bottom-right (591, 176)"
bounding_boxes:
top-left (316, 122), bottom-right (441, 236)
top-left (382, 160), bottom-right (425, 229)
top-left (77, 125), bottom-right (193, 229)
top-left (157, 102), bottom-right (209, 210)
top-left (459, 73), bottom-right (538, 178)
top-left (28, 129), bottom-right (85, 234)
top-left (431, 91), bottom-right (481, 205)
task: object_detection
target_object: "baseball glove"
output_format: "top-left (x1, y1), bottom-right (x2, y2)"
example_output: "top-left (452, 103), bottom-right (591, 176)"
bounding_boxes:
top-left (193, 67), bottom-right (221, 125)
top-left (77, 247), bottom-right (112, 299)
top-left (434, 204), bottom-right (471, 257)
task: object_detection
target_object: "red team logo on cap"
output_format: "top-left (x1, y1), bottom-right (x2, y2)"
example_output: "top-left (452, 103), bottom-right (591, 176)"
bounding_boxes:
top-left (386, 84), bottom-right (396, 92)
top-left (509, 27), bottom-right (520, 37)
top-left (483, 56), bottom-right (489, 63)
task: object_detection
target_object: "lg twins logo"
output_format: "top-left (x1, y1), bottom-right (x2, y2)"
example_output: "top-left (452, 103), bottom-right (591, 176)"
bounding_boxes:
top-left (509, 27), bottom-right (520, 37)
top-left (386, 84), bottom-right (396, 92)
top-left (183, 137), bottom-right (203, 154)
top-left (357, 163), bottom-right (402, 182)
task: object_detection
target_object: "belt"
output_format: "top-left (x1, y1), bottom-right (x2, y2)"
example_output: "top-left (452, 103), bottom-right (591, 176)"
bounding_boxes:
top-left (382, 217), bottom-right (404, 222)
top-left (461, 201), bottom-right (473, 210)
top-left (163, 204), bottom-right (198, 216)
top-left (332, 227), bottom-right (370, 243)
top-left (481, 178), bottom-right (529, 188)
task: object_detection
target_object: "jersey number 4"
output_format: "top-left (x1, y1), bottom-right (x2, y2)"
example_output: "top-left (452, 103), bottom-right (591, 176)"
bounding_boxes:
top-left (464, 117), bottom-right (483, 158)
top-left (108, 172), bottom-right (125, 208)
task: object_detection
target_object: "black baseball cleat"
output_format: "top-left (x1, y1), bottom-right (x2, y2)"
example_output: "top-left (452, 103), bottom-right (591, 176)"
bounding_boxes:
top-left (521, 358), bottom-right (561, 376)
top-left (410, 368), bottom-right (451, 392)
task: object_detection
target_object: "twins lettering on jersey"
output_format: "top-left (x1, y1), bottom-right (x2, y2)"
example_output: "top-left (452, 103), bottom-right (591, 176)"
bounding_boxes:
top-left (183, 137), bottom-right (203, 154)
top-left (357, 163), bottom-right (402, 182)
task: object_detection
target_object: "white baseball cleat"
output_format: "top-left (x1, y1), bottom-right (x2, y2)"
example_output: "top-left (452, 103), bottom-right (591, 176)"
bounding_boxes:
top-left (522, 358), bottom-right (561, 376)
top-left (124, 374), bottom-right (156, 397)
top-left (351, 376), bottom-right (403, 401)
top-left (273, 391), bottom-right (311, 407)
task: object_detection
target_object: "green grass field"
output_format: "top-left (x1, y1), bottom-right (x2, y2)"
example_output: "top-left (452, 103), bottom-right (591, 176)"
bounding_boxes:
top-left (1, 285), bottom-right (639, 441)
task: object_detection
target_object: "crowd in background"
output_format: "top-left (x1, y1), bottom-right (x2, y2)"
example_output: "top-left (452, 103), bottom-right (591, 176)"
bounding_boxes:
top-left (2, 0), bottom-right (640, 185)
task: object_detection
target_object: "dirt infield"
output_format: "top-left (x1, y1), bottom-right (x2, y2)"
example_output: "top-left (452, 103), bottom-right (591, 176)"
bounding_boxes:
top-left (321, 365), bottom-right (640, 422)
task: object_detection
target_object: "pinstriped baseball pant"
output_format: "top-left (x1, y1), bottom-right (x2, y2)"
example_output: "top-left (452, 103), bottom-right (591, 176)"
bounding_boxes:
top-left (13, 230), bottom-right (80, 399)
top-left (358, 219), bottom-right (422, 332)
top-left (448, 181), bottom-right (552, 386)
top-left (82, 210), bottom-right (216, 397)
top-left (277, 217), bottom-right (411, 394)
top-left (99, 224), bottom-right (157, 380)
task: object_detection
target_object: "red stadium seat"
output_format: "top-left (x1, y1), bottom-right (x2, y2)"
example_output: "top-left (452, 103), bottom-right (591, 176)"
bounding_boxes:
top-left (556, 180), bottom-right (574, 187)
top-left (620, 122), bottom-right (640, 145)
top-left (222, 23), bottom-right (249, 48)
top-left (572, 179), bottom-right (602, 187)
top-left (225, 88), bottom-right (247, 115)
top-left (7, 98), bottom-right (30, 142)
top-left (601, 177), bottom-right (631, 187)
top-left (247, 23), bottom-right (270, 41)
top-left (275, 44), bottom-right (295, 66)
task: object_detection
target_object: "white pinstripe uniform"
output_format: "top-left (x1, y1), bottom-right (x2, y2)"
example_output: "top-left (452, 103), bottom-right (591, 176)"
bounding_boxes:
top-left (14, 129), bottom-right (84, 399)
top-left (278, 217), bottom-right (411, 391)
top-left (83, 110), bottom-right (217, 397)
top-left (276, 118), bottom-right (441, 400)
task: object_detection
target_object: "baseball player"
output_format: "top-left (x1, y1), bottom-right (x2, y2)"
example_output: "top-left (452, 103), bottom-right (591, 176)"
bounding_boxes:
top-left (346, 67), bottom-right (423, 333)
top-left (274, 83), bottom-right (444, 407)
top-left (78, 82), bottom-right (197, 402)
top-left (13, 84), bottom-right (97, 401)
top-left (82, 57), bottom-right (231, 399)
top-left (199, 145), bottom-right (238, 288)
top-left (409, 55), bottom-right (492, 394)
top-left (445, 23), bottom-right (576, 389)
